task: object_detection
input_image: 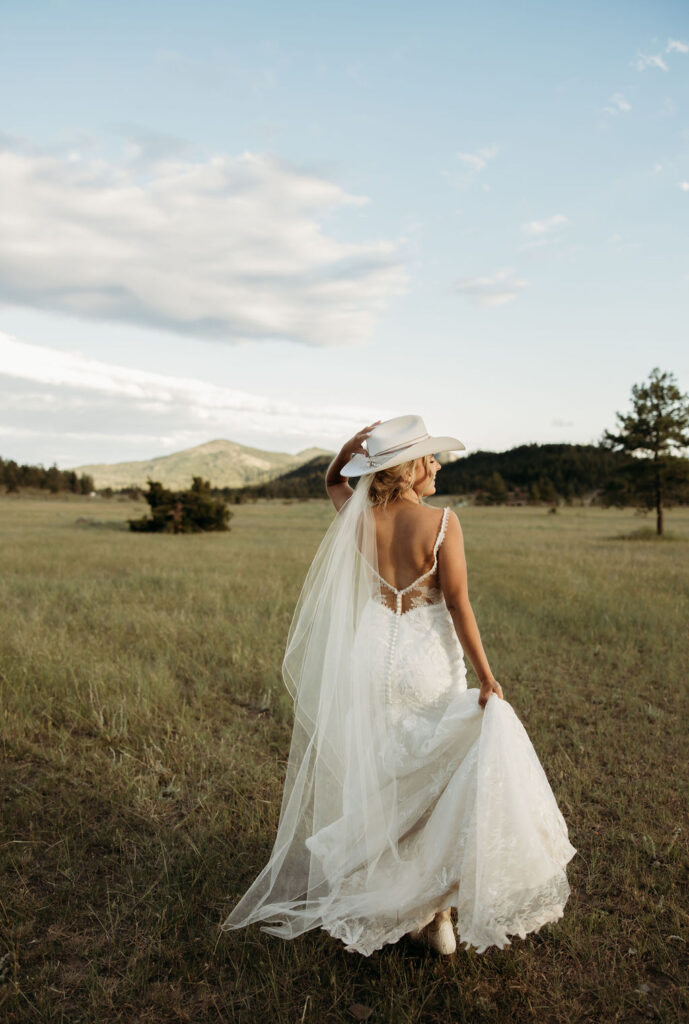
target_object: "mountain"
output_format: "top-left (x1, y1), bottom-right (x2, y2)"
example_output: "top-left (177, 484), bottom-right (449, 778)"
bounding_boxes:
top-left (72, 439), bottom-right (333, 490)
top-left (226, 454), bottom-right (333, 500)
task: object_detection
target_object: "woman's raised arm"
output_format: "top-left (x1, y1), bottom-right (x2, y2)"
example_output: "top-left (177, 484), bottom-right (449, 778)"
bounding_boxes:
top-left (325, 421), bottom-right (381, 512)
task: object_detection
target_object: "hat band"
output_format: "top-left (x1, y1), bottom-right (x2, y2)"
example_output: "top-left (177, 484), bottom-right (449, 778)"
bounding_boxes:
top-left (366, 432), bottom-right (430, 467)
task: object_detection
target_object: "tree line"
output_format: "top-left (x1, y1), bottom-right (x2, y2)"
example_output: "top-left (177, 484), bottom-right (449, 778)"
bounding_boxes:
top-left (0, 457), bottom-right (94, 495)
top-left (223, 443), bottom-right (688, 510)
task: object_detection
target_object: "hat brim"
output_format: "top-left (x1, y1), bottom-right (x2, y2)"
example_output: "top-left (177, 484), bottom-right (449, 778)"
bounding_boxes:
top-left (341, 436), bottom-right (466, 477)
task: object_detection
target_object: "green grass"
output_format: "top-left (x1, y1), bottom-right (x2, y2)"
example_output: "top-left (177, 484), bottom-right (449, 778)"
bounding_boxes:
top-left (1, 494), bottom-right (688, 1023)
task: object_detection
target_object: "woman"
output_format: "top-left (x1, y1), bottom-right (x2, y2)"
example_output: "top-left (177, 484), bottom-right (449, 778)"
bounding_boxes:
top-left (222, 415), bottom-right (575, 957)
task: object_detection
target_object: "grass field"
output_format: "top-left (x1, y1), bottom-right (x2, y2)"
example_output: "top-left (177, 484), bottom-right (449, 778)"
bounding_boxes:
top-left (1, 494), bottom-right (688, 1023)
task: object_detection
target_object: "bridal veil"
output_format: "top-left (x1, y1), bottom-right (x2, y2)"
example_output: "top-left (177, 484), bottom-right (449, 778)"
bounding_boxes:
top-left (221, 474), bottom-right (395, 939)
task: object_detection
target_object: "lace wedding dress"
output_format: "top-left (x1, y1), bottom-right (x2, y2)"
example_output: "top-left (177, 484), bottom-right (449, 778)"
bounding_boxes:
top-left (304, 508), bottom-right (575, 954)
top-left (222, 491), bottom-right (576, 957)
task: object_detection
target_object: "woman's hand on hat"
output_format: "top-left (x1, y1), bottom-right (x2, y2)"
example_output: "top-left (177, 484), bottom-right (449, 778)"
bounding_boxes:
top-left (341, 421), bottom-right (381, 459)
top-left (478, 677), bottom-right (503, 708)
top-left (326, 421), bottom-right (381, 507)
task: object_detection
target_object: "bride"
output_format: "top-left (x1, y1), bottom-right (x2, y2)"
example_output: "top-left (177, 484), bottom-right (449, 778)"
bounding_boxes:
top-left (221, 415), bottom-right (575, 956)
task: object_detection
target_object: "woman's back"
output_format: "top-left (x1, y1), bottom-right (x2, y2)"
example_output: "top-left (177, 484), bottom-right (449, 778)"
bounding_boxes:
top-left (371, 501), bottom-right (448, 614)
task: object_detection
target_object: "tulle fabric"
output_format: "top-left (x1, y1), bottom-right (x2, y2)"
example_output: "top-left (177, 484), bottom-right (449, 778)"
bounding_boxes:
top-left (221, 478), bottom-right (576, 954)
top-left (221, 475), bottom-right (397, 940)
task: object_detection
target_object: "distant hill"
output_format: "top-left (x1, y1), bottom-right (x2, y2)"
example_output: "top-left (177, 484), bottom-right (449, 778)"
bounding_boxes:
top-left (72, 439), bottom-right (332, 490)
top-left (223, 454), bottom-right (333, 501)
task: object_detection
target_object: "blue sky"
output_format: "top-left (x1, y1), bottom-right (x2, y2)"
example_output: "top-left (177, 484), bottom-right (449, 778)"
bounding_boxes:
top-left (1, 0), bottom-right (688, 468)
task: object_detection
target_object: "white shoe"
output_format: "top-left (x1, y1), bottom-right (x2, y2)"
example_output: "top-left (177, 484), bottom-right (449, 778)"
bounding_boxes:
top-left (408, 916), bottom-right (457, 955)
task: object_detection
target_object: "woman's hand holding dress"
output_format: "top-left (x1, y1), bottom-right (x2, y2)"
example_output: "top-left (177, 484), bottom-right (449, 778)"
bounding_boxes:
top-left (478, 677), bottom-right (504, 708)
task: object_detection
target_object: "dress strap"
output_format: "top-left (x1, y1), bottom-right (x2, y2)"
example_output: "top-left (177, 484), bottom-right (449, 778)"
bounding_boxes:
top-left (432, 507), bottom-right (451, 558)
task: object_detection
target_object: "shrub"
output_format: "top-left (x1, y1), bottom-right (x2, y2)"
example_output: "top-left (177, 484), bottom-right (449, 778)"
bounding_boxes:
top-left (128, 477), bottom-right (232, 533)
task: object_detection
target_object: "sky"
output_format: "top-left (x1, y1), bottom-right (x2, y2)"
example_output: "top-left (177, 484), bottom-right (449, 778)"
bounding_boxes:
top-left (1, 0), bottom-right (688, 468)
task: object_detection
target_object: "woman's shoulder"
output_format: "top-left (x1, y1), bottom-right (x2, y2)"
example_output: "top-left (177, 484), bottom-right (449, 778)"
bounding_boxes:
top-left (371, 501), bottom-right (453, 529)
top-left (399, 503), bottom-right (451, 538)
top-left (413, 505), bottom-right (458, 555)
top-left (420, 504), bottom-right (462, 542)
top-left (374, 500), bottom-right (444, 519)
top-left (420, 503), bottom-right (453, 524)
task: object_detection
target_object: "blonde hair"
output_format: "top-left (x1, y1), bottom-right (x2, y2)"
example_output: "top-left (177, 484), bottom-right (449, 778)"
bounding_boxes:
top-left (369, 454), bottom-right (434, 508)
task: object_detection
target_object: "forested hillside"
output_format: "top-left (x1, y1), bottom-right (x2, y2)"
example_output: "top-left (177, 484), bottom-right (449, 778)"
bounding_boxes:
top-left (223, 443), bottom-right (689, 506)
top-left (435, 443), bottom-right (638, 502)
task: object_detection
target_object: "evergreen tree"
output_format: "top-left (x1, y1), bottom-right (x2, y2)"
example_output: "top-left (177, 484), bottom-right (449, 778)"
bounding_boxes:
top-left (603, 368), bottom-right (689, 535)
top-left (481, 472), bottom-right (508, 505)
top-left (538, 476), bottom-right (559, 505)
top-left (4, 461), bottom-right (19, 494)
top-left (45, 465), bottom-right (61, 494)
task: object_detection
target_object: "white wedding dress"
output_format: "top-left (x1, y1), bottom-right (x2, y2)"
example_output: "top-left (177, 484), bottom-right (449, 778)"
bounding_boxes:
top-left (222, 494), bottom-right (575, 957)
top-left (304, 507), bottom-right (576, 955)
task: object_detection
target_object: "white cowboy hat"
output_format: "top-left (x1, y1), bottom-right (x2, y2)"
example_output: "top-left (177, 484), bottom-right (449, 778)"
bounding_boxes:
top-left (340, 414), bottom-right (465, 477)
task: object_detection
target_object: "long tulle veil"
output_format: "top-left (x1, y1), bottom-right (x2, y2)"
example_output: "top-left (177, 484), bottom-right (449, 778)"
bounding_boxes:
top-left (221, 473), bottom-right (396, 939)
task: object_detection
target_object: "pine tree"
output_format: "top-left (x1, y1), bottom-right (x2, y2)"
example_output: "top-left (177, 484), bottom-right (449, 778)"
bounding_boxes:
top-left (483, 472), bottom-right (508, 505)
top-left (538, 476), bottom-right (559, 506)
top-left (4, 461), bottom-right (19, 494)
top-left (603, 368), bottom-right (689, 535)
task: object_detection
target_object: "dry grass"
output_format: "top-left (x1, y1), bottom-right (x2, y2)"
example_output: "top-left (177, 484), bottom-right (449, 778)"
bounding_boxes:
top-left (1, 494), bottom-right (688, 1023)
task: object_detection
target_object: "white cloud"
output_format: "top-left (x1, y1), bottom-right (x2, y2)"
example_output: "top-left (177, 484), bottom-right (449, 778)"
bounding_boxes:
top-left (0, 331), bottom-right (387, 459)
top-left (456, 145), bottom-right (498, 173)
top-left (634, 52), bottom-right (669, 72)
top-left (602, 92), bottom-right (631, 115)
top-left (521, 214), bottom-right (569, 236)
top-left (666, 39), bottom-right (689, 54)
top-left (679, 182), bottom-right (689, 192)
top-left (0, 142), bottom-right (407, 347)
top-left (454, 268), bottom-right (528, 307)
